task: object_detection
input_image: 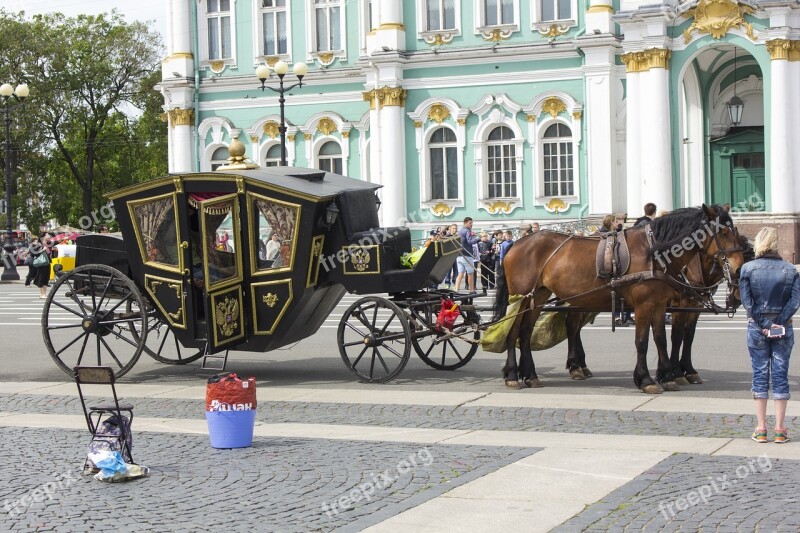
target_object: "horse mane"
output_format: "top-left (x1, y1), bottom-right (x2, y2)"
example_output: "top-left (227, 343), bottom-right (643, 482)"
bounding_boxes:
top-left (648, 205), bottom-right (733, 254)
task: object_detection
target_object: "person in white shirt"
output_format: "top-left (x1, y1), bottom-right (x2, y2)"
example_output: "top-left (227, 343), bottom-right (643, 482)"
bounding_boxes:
top-left (265, 233), bottom-right (281, 265)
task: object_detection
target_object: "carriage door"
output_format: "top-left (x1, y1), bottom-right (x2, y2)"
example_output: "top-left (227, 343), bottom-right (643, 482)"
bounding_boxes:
top-left (197, 194), bottom-right (246, 352)
top-left (129, 192), bottom-right (196, 341)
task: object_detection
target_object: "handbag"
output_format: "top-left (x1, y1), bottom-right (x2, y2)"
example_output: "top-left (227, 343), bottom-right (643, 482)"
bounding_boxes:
top-left (33, 253), bottom-right (49, 267)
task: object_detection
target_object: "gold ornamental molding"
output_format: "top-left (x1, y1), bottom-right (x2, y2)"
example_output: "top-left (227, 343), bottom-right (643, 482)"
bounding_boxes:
top-left (341, 131), bottom-right (350, 138)
top-left (317, 117), bottom-right (338, 135)
top-left (428, 104), bottom-right (451, 124)
top-left (378, 22), bottom-right (405, 31)
top-left (620, 49), bottom-right (672, 73)
top-left (457, 118), bottom-right (466, 126)
top-left (263, 293), bottom-right (279, 308)
top-left (209, 60), bottom-right (226, 74)
top-left (482, 28), bottom-right (513, 42)
top-left (263, 121), bottom-right (280, 139)
top-left (766, 39), bottom-right (800, 61)
top-left (265, 56), bottom-right (280, 67)
top-left (287, 134), bottom-right (296, 141)
top-left (424, 32), bottom-right (455, 46)
top-left (539, 24), bottom-right (570, 38)
top-left (572, 111), bottom-right (583, 119)
top-left (315, 52), bottom-right (336, 66)
top-left (168, 108), bottom-right (194, 127)
top-left (304, 133), bottom-right (312, 140)
top-left (162, 52), bottom-right (193, 62)
top-left (486, 200), bottom-right (513, 215)
top-left (541, 97), bottom-right (567, 118)
top-left (682, 0), bottom-right (755, 44)
top-left (362, 86), bottom-right (407, 109)
top-left (586, 4), bottom-right (615, 13)
top-left (431, 202), bottom-right (455, 217)
top-left (413, 121), bottom-right (423, 128)
top-left (544, 198), bottom-right (569, 214)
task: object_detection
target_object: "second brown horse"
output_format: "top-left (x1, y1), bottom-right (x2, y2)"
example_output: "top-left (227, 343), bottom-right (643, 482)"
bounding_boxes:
top-left (492, 205), bottom-right (745, 393)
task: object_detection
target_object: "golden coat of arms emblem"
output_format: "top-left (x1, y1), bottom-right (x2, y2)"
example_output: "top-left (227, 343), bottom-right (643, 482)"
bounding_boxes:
top-left (350, 248), bottom-right (371, 272)
top-left (215, 297), bottom-right (240, 337)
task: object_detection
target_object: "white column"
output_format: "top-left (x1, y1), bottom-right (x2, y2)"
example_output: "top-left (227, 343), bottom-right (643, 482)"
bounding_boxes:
top-left (791, 61), bottom-right (800, 211)
top-left (625, 70), bottom-right (641, 216)
top-left (371, 0), bottom-right (405, 51)
top-left (169, 109), bottom-right (194, 173)
top-left (639, 66), bottom-right (673, 211)
top-left (583, 47), bottom-right (618, 215)
top-left (377, 93), bottom-right (407, 226)
top-left (770, 58), bottom-right (794, 212)
top-left (167, 0), bottom-right (192, 56)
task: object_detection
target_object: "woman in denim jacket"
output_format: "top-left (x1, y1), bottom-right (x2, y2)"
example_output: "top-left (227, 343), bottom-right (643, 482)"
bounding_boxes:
top-left (739, 227), bottom-right (800, 443)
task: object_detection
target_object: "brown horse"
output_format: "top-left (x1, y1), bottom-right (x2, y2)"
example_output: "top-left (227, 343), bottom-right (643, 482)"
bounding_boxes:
top-left (561, 232), bottom-right (752, 385)
top-left (493, 205), bottom-right (745, 393)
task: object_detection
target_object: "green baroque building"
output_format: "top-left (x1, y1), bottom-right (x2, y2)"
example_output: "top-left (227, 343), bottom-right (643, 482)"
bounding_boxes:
top-left (160, 0), bottom-right (800, 255)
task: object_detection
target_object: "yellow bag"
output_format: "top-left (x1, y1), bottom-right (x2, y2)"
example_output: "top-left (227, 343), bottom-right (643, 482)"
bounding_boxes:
top-left (481, 295), bottom-right (598, 353)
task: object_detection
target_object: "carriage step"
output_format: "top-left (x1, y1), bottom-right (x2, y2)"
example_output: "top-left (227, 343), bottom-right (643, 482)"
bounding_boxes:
top-left (201, 350), bottom-right (229, 371)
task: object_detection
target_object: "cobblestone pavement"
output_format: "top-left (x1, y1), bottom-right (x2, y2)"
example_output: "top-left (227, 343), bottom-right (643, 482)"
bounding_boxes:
top-left (1, 393), bottom-right (797, 439)
top-left (0, 427), bottom-right (533, 532)
top-left (553, 454), bottom-right (800, 532)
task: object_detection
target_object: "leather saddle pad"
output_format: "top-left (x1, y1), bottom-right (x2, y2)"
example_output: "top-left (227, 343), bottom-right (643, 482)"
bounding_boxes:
top-left (595, 232), bottom-right (631, 279)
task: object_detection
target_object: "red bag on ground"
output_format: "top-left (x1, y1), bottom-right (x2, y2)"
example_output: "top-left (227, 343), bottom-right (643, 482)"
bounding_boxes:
top-left (435, 299), bottom-right (460, 331)
top-left (205, 373), bottom-right (257, 412)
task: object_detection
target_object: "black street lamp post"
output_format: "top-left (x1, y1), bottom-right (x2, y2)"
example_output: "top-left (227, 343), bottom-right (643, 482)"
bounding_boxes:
top-left (1, 82), bottom-right (29, 282)
top-left (255, 61), bottom-right (308, 166)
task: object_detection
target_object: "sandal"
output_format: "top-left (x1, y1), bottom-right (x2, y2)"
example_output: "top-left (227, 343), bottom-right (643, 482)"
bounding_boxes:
top-left (774, 429), bottom-right (790, 444)
top-left (751, 428), bottom-right (768, 443)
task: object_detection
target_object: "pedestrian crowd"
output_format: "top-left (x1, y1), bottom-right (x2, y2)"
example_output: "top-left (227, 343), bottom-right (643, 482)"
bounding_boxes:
top-left (425, 220), bottom-right (541, 295)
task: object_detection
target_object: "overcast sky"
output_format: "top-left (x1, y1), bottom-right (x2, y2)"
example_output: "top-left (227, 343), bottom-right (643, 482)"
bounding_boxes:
top-left (6, 0), bottom-right (167, 40)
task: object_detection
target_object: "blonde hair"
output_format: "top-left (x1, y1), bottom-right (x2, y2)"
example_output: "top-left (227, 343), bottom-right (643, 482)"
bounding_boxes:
top-left (753, 227), bottom-right (778, 258)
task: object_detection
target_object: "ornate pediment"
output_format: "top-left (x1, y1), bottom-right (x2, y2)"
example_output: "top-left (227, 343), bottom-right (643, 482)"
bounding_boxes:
top-left (682, 0), bottom-right (755, 43)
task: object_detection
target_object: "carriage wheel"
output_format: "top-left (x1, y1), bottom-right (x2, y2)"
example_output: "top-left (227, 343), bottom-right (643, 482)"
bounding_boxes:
top-left (42, 265), bottom-right (146, 379)
top-left (127, 301), bottom-right (204, 365)
top-left (411, 303), bottom-right (479, 370)
top-left (337, 296), bottom-right (411, 383)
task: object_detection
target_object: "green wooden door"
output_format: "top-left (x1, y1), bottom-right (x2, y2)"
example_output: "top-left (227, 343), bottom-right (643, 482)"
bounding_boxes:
top-left (731, 152), bottom-right (765, 211)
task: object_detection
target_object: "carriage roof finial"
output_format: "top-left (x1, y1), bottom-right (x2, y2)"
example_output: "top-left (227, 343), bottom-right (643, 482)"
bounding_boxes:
top-left (217, 135), bottom-right (259, 170)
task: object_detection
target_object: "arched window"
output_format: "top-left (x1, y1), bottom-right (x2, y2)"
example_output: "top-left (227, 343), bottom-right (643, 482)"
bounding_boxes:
top-left (542, 123), bottom-right (574, 197)
top-left (487, 126), bottom-right (517, 198)
top-left (211, 146), bottom-right (229, 171)
top-left (429, 127), bottom-right (458, 200)
top-left (264, 144), bottom-right (282, 167)
top-left (317, 141), bottom-right (343, 174)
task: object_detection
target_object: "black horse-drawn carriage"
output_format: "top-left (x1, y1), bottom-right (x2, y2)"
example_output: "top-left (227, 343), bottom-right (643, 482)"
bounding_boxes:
top-left (42, 163), bottom-right (481, 382)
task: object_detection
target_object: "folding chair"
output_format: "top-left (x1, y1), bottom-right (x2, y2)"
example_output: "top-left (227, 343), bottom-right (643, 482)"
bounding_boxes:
top-left (73, 366), bottom-right (135, 471)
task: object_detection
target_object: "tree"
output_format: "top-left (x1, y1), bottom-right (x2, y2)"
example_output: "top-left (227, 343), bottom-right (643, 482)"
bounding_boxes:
top-left (22, 11), bottom-right (164, 221)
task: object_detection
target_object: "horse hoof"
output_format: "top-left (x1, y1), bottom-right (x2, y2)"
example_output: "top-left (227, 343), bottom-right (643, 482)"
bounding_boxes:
top-left (685, 373), bottom-right (703, 385)
top-left (505, 380), bottom-right (522, 390)
top-left (524, 378), bottom-right (543, 388)
top-left (661, 381), bottom-right (680, 392)
top-left (581, 367), bottom-right (593, 378)
top-left (641, 384), bottom-right (664, 394)
top-left (569, 367), bottom-right (586, 380)
top-left (674, 376), bottom-right (690, 387)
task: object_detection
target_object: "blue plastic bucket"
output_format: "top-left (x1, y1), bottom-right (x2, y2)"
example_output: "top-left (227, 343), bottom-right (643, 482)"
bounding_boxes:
top-left (205, 410), bottom-right (256, 448)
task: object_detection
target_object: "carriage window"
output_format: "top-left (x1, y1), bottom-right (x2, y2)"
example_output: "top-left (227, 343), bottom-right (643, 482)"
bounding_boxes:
top-left (131, 196), bottom-right (180, 269)
top-left (200, 197), bottom-right (239, 288)
top-left (253, 197), bottom-right (300, 271)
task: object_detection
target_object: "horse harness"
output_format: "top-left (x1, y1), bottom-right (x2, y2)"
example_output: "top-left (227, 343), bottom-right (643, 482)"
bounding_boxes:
top-left (524, 222), bottom-right (742, 328)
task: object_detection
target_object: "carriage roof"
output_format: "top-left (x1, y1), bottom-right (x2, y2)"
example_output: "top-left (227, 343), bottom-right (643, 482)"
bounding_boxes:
top-left (107, 167), bottom-right (380, 203)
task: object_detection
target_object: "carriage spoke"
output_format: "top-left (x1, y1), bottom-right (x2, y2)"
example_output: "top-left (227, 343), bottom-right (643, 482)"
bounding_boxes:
top-left (54, 331), bottom-right (89, 358)
top-left (87, 271), bottom-right (98, 311)
top-left (95, 274), bottom-right (115, 311)
top-left (64, 278), bottom-right (89, 316)
top-left (344, 321), bottom-right (369, 338)
top-left (369, 348), bottom-right (377, 379)
top-left (99, 336), bottom-right (125, 369)
top-left (382, 343), bottom-right (405, 359)
top-left (155, 329), bottom-right (170, 358)
top-left (354, 308), bottom-right (375, 332)
top-left (441, 339), bottom-right (448, 366)
top-left (50, 298), bottom-right (87, 319)
top-left (446, 340), bottom-right (464, 361)
top-left (342, 339), bottom-right (366, 348)
top-left (423, 340), bottom-right (436, 358)
top-left (46, 323), bottom-right (85, 331)
top-left (102, 326), bottom-right (140, 349)
top-left (351, 345), bottom-right (369, 369)
top-left (374, 349), bottom-right (391, 374)
top-left (76, 333), bottom-right (90, 366)
top-left (96, 335), bottom-right (102, 366)
top-left (378, 314), bottom-right (395, 336)
top-left (105, 291), bottom-right (134, 314)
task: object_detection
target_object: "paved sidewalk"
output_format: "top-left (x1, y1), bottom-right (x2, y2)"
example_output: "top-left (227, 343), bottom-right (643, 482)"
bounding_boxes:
top-left (1, 382), bottom-right (799, 531)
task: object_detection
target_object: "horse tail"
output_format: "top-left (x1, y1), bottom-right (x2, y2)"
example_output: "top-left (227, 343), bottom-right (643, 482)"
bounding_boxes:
top-left (492, 264), bottom-right (509, 322)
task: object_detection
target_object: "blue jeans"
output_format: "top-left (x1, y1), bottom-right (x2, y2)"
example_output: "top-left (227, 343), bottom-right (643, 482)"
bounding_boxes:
top-left (747, 322), bottom-right (793, 400)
